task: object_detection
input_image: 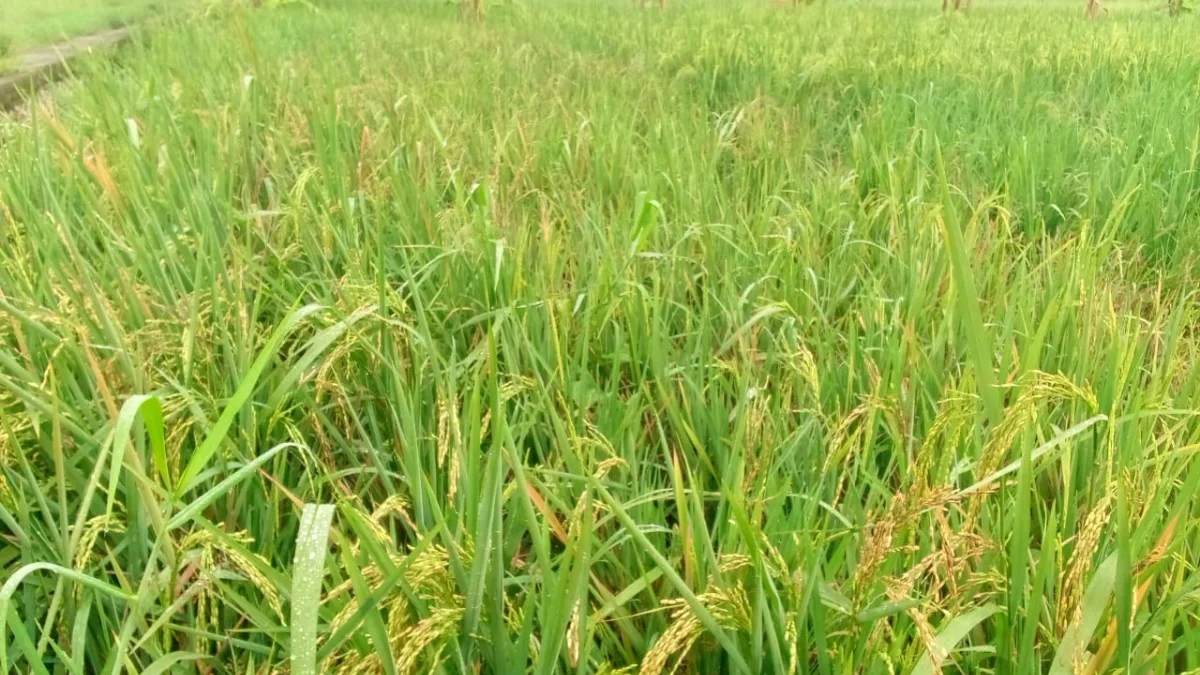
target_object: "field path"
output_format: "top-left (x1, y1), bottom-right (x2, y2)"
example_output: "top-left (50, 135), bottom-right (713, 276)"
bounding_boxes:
top-left (0, 27), bottom-right (130, 109)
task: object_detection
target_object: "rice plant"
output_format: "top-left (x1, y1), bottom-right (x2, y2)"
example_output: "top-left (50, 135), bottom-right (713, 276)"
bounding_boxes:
top-left (3, 1), bottom-right (1200, 673)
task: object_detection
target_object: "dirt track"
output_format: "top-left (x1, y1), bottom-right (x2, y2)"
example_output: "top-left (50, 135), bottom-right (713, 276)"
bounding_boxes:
top-left (0, 27), bottom-right (130, 110)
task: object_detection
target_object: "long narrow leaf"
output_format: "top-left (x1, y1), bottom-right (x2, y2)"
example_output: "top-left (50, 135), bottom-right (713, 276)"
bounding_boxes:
top-left (290, 504), bottom-right (336, 675)
top-left (176, 304), bottom-right (323, 495)
top-left (912, 604), bottom-right (1000, 675)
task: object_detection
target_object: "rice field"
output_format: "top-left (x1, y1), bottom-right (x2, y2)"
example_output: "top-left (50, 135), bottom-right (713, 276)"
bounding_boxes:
top-left (2, 0), bottom-right (1200, 672)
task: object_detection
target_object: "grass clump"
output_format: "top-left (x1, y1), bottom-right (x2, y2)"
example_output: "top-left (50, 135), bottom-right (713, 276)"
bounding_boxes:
top-left (2, 0), bottom-right (1200, 673)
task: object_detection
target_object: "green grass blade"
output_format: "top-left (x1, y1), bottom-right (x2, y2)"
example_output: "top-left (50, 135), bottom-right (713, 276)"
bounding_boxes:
top-left (140, 652), bottom-right (208, 675)
top-left (166, 442), bottom-right (298, 530)
top-left (0, 564), bottom-right (136, 673)
top-left (290, 504), bottom-right (335, 675)
top-left (934, 144), bottom-right (1003, 426)
top-left (175, 304), bottom-right (323, 496)
top-left (911, 604), bottom-right (1001, 675)
top-left (957, 416), bottom-right (1107, 497)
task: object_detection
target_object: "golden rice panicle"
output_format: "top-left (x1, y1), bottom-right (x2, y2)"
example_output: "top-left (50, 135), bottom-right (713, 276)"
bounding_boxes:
top-left (394, 606), bottom-right (464, 675)
top-left (435, 389), bottom-right (462, 499)
top-left (370, 494), bottom-right (417, 536)
top-left (179, 528), bottom-right (284, 618)
top-left (914, 388), bottom-right (976, 485)
top-left (1057, 492), bottom-right (1114, 634)
top-left (639, 609), bottom-right (703, 675)
top-left (641, 582), bottom-right (752, 675)
top-left (976, 371), bottom-right (1097, 491)
top-left (73, 513), bottom-right (124, 571)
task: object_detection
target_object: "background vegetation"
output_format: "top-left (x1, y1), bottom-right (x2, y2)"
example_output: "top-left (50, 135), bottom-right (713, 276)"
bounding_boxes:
top-left (2, 0), bottom-right (1200, 673)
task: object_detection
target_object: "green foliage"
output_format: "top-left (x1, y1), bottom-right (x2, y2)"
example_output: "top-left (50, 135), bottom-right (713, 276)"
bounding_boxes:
top-left (3, 1), bottom-right (1200, 673)
top-left (290, 504), bottom-right (336, 675)
top-left (200, 0), bottom-right (316, 15)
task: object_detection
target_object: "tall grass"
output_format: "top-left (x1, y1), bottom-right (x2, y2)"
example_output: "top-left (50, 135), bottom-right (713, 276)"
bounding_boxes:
top-left (2, 1), bottom-right (1200, 672)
